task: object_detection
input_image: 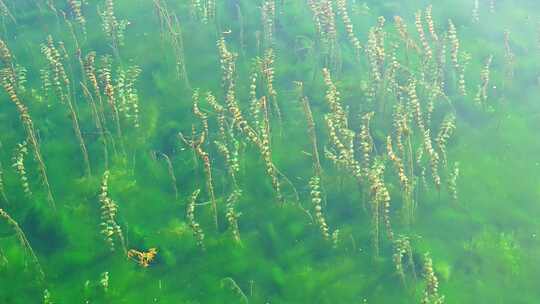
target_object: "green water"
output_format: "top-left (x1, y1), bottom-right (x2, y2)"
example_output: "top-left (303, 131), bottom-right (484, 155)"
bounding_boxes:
top-left (0, 0), bottom-right (539, 303)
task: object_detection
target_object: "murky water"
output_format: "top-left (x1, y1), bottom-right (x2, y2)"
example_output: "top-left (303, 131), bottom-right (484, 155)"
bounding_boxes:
top-left (0, 0), bottom-right (539, 303)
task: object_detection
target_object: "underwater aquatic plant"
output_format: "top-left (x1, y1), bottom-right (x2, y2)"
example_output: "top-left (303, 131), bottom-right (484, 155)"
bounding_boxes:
top-left (99, 271), bottom-right (109, 292)
top-left (406, 78), bottom-right (442, 191)
top-left (98, 171), bottom-right (127, 254)
top-left (258, 97), bottom-right (283, 204)
top-left (425, 5), bottom-right (439, 42)
top-left (392, 235), bottom-right (416, 287)
top-left (192, 89), bottom-right (209, 138)
top-left (502, 30), bottom-right (516, 81)
top-left (423, 129), bottom-right (441, 190)
top-left (12, 140), bottom-right (31, 197)
top-left (472, 0), bottom-right (480, 24)
top-left (448, 162), bottom-right (459, 203)
top-left (43, 289), bottom-right (53, 303)
top-left (0, 0), bottom-right (537, 302)
top-left (179, 129), bottom-right (218, 228)
top-left (83, 52), bottom-right (106, 127)
top-left (331, 229), bottom-right (340, 249)
top-left (323, 68), bottom-right (362, 182)
top-left (358, 112), bottom-right (374, 180)
top-left (41, 35), bottom-right (91, 176)
top-left (0, 161), bottom-right (8, 204)
top-left (82, 52), bottom-right (111, 165)
top-left (0, 39), bottom-right (14, 75)
top-left (0, 208), bottom-right (44, 280)
top-left (99, 0), bottom-right (129, 56)
top-left (435, 114), bottom-right (456, 168)
top-left (208, 89), bottom-right (241, 185)
top-left (365, 25), bottom-right (384, 89)
top-left (116, 65), bottom-right (142, 129)
top-left (309, 175), bottom-right (329, 239)
top-left (394, 16), bottom-right (420, 52)
top-left (217, 43), bottom-right (285, 203)
top-left (415, 10), bottom-right (433, 61)
top-left (190, 0), bottom-right (215, 24)
top-left (248, 71), bottom-right (262, 129)
top-left (98, 55), bottom-right (121, 135)
top-left (221, 277), bottom-right (249, 304)
top-left (475, 55), bottom-right (494, 108)
top-left (217, 35), bottom-right (260, 147)
top-left (67, 0), bottom-right (86, 36)
top-left (160, 152), bottom-right (179, 200)
top-left (447, 19), bottom-right (467, 96)
top-left (225, 189), bottom-right (242, 243)
top-left (258, 48), bottom-right (281, 127)
top-left (297, 82), bottom-right (322, 177)
top-left (387, 135), bottom-right (410, 198)
top-left (0, 0), bottom-right (15, 24)
top-left (421, 253), bottom-right (445, 304)
top-left (367, 160), bottom-right (394, 254)
top-left (335, 0), bottom-right (362, 59)
top-left (0, 66), bottom-right (55, 208)
top-left (153, 0), bottom-right (190, 89)
top-left (186, 189), bottom-right (205, 250)
top-left (391, 98), bottom-right (417, 223)
top-left (261, 0), bottom-right (275, 48)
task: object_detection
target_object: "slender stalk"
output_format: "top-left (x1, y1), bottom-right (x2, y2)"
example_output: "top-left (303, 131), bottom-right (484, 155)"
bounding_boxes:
top-left (0, 70), bottom-right (55, 208)
top-left (0, 208), bottom-right (44, 280)
top-left (160, 153), bottom-right (179, 201)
